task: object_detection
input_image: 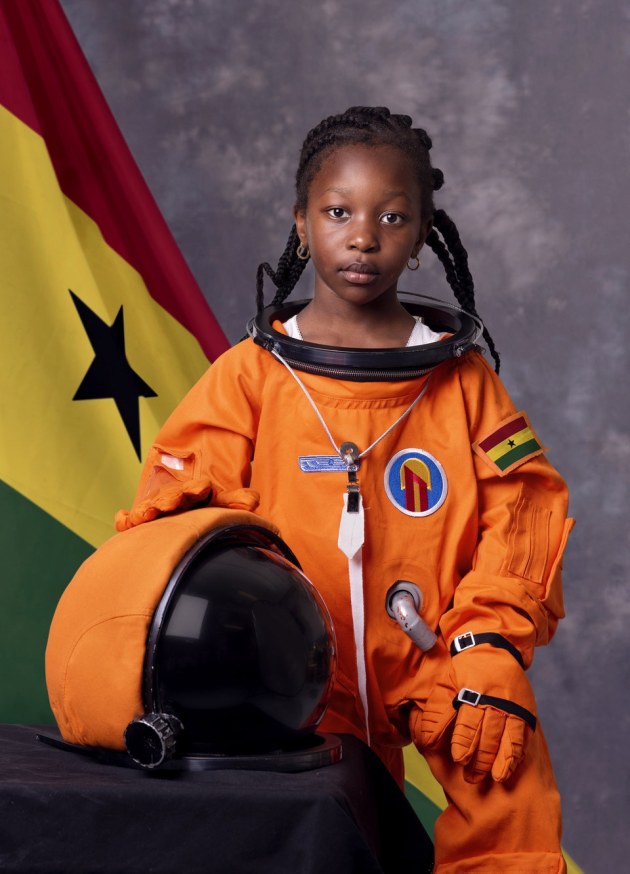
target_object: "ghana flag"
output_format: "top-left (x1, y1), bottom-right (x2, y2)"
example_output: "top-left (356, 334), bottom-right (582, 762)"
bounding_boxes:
top-left (473, 411), bottom-right (546, 476)
top-left (0, 0), bottom-right (228, 723)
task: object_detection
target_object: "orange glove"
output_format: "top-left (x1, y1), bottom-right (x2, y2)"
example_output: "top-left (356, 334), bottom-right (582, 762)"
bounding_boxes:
top-left (115, 483), bottom-right (260, 531)
top-left (418, 633), bottom-right (537, 783)
top-left (115, 479), bottom-right (214, 530)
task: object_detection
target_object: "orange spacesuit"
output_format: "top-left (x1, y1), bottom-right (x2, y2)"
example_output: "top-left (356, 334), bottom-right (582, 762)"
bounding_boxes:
top-left (116, 330), bottom-right (573, 874)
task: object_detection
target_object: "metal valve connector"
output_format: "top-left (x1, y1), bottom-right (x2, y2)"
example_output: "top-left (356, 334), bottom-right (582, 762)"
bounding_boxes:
top-left (385, 581), bottom-right (437, 652)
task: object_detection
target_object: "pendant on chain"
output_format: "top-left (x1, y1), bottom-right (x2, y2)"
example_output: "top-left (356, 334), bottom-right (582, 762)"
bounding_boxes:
top-left (340, 441), bottom-right (361, 513)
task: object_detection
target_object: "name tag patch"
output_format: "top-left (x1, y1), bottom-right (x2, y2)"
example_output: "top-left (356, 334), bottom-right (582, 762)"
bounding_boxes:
top-left (299, 455), bottom-right (360, 473)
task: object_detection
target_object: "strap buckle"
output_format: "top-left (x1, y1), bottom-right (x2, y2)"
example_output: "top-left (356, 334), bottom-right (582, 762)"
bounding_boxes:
top-left (453, 631), bottom-right (476, 652)
top-left (457, 687), bottom-right (482, 707)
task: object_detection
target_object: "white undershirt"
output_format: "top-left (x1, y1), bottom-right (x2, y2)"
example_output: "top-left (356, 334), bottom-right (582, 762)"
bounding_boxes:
top-left (283, 314), bottom-right (443, 346)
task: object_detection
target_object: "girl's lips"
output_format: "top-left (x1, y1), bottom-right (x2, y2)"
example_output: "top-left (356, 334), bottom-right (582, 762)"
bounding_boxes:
top-left (340, 263), bottom-right (379, 284)
top-left (340, 270), bottom-right (379, 284)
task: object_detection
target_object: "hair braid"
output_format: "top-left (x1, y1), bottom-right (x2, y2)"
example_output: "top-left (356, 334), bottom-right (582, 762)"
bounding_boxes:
top-left (430, 210), bottom-right (501, 371)
top-left (254, 106), bottom-right (500, 370)
top-left (425, 226), bottom-right (462, 300)
top-left (256, 224), bottom-right (308, 313)
top-left (432, 211), bottom-right (475, 309)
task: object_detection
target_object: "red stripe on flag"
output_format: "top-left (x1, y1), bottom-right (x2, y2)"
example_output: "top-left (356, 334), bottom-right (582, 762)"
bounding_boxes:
top-left (0, 0), bottom-right (229, 362)
top-left (478, 415), bottom-right (528, 452)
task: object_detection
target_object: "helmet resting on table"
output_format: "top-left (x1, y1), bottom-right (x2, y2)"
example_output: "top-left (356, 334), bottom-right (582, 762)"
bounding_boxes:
top-left (46, 508), bottom-right (336, 767)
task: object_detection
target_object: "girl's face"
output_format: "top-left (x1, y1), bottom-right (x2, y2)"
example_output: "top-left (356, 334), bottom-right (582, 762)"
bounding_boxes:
top-left (294, 144), bottom-right (430, 311)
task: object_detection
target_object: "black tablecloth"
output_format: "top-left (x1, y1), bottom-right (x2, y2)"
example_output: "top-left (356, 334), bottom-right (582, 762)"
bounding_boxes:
top-left (0, 725), bottom-right (433, 873)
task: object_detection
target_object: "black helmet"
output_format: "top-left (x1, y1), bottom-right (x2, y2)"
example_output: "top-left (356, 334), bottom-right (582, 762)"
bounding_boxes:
top-left (124, 524), bottom-right (337, 768)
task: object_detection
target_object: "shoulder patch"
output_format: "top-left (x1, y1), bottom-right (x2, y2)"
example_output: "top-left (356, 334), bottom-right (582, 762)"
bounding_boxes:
top-left (472, 411), bottom-right (546, 476)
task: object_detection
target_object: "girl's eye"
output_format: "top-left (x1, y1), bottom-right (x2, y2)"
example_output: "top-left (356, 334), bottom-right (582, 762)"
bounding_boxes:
top-left (326, 207), bottom-right (348, 219)
top-left (381, 213), bottom-right (404, 225)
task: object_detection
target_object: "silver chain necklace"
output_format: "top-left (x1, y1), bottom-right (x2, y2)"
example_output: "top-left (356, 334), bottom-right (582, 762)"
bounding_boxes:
top-left (271, 347), bottom-right (433, 513)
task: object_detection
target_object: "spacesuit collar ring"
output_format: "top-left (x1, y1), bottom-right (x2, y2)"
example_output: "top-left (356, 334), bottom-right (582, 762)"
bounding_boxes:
top-left (247, 294), bottom-right (483, 382)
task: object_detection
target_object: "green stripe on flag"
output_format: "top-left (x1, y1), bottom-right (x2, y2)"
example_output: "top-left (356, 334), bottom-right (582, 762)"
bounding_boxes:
top-left (0, 480), bottom-right (94, 723)
top-left (404, 780), bottom-right (440, 841)
top-left (495, 438), bottom-right (542, 471)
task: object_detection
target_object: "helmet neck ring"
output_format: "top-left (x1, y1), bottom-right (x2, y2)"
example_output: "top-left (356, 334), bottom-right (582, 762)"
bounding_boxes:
top-left (247, 294), bottom-right (483, 381)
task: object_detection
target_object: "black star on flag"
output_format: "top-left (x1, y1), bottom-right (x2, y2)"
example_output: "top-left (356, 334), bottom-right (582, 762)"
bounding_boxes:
top-left (70, 290), bottom-right (157, 459)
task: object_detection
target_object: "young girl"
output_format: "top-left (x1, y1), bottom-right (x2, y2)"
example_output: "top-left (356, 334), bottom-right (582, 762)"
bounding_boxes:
top-left (117, 106), bottom-right (573, 873)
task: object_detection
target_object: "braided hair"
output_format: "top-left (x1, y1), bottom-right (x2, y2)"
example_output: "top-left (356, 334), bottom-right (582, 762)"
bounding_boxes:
top-left (256, 106), bottom-right (500, 371)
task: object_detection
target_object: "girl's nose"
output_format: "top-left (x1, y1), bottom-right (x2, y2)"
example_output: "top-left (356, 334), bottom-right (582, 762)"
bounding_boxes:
top-left (348, 219), bottom-right (379, 252)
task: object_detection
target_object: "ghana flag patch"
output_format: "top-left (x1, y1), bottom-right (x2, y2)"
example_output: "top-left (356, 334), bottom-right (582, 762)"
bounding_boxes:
top-left (473, 411), bottom-right (546, 476)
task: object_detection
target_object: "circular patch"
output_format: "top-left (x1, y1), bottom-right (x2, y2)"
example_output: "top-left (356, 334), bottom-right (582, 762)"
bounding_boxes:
top-left (384, 449), bottom-right (448, 517)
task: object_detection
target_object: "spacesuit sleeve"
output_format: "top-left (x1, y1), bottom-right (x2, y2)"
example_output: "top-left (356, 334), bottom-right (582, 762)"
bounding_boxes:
top-left (115, 342), bottom-right (265, 531)
top-left (438, 352), bottom-right (575, 668)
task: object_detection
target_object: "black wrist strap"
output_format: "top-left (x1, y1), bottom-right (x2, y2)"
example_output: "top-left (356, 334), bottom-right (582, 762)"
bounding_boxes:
top-left (453, 687), bottom-right (537, 732)
top-left (450, 631), bottom-right (525, 669)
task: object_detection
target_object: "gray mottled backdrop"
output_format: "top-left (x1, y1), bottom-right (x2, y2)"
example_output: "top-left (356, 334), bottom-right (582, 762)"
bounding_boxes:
top-left (60, 1), bottom-right (630, 871)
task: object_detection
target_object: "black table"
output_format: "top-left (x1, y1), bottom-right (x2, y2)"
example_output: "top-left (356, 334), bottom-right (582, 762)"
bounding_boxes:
top-left (0, 725), bottom-right (433, 873)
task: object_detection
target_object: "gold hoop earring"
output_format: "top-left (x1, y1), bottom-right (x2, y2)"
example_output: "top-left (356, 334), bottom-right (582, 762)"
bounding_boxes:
top-left (407, 255), bottom-right (421, 271)
top-left (296, 243), bottom-right (310, 261)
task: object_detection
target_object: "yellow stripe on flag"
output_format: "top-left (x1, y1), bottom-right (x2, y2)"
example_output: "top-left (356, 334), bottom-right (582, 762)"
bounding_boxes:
top-left (403, 744), bottom-right (446, 811)
top-left (486, 426), bottom-right (535, 462)
top-left (0, 105), bottom-right (209, 547)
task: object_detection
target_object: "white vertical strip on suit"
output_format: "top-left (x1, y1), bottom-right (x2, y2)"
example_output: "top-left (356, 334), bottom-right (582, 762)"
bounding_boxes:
top-left (338, 492), bottom-right (370, 746)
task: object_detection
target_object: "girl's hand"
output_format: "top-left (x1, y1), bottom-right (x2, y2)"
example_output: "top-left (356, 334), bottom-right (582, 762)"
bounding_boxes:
top-left (115, 483), bottom-right (261, 530)
top-left (115, 478), bottom-right (214, 530)
top-left (414, 642), bottom-right (537, 783)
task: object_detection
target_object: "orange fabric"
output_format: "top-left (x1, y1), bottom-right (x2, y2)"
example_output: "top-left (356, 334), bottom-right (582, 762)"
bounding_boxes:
top-left (45, 507), bottom-right (278, 749)
top-left (116, 335), bottom-right (572, 871)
